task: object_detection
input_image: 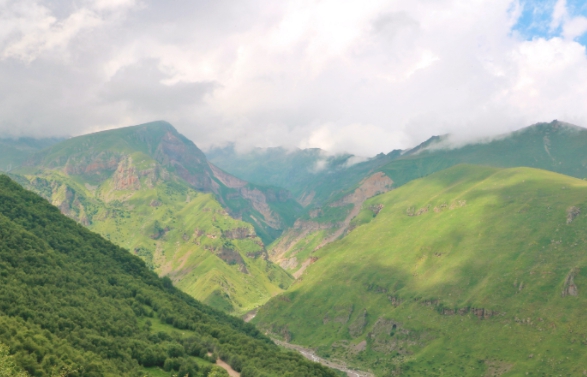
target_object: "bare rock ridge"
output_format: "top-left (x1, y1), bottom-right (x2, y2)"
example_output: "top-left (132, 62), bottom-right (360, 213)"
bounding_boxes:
top-left (562, 268), bottom-right (579, 297)
top-left (270, 172), bottom-right (393, 274)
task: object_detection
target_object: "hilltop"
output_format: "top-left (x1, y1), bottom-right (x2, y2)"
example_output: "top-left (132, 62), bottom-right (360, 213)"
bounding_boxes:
top-left (11, 121), bottom-right (301, 313)
top-left (255, 164), bottom-right (587, 376)
top-left (264, 121), bottom-right (587, 277)
top-left (0, 174), bottom-right (337, 377)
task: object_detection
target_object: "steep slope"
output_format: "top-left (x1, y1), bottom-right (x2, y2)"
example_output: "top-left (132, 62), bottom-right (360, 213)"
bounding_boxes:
top-left (0, 174), bottom-right (337, 377)
top-left (378, 120), bottom-right (587, 188)
top-left (267, 121), bottom-right (587, 275)
top-left (12, 121), bottom-right (298, 313)
top-left (207, 145), bottom-right (400, 208)
top-left (0, 137), bottom-right (63, 172)
top-left (256, 165), bottom-right (587, 376)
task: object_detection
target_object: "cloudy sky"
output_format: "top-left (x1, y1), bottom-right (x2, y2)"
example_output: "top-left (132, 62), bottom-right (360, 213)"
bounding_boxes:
top-left (1, 0), bottom-right (587, 155)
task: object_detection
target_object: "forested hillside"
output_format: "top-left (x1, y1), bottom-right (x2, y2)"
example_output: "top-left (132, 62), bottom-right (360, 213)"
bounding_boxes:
top-left (0, 175), bottom-right (336, 377)
top-left (10, 122), bottom-right (300, 314)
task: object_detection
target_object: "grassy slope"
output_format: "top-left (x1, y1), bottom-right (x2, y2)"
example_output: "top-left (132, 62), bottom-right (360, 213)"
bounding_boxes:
top-left (15, 167), bottom-right (292, 315)
top-left (267, 121), bottom-right (587, 273)
top-left (256, 165), bottom-right (587, 376)
top-left (0, 174), bottom-right (336, 377)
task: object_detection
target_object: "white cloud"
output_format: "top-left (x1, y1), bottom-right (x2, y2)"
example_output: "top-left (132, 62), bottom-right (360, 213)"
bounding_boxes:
top-left (1, 0), bottom-right (587, 155)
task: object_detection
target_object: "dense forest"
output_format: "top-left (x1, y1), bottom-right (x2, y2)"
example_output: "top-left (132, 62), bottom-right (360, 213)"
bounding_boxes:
top-left (0, 175), bottom-right (337, 377)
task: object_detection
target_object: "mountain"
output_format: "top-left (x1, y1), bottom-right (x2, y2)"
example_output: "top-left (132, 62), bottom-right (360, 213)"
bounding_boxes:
top-left (267, 121), bottom-right (587, 276)
top-left (255, 164), bottom-right (587, 376)
top-left (0, 174), bottom-right (337, 377)
top-left (11, 121), bottom-right (301, 314)
top-left (0, 137), bottom-right (63, 172)
top-left (377, 120), bottom-right (587, 188)
top-left (207, 145), bottom-right (401, 208)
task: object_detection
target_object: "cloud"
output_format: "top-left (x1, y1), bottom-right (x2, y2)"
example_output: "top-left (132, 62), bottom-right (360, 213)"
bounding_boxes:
top-left (1, 0), bottom-right (587, 155)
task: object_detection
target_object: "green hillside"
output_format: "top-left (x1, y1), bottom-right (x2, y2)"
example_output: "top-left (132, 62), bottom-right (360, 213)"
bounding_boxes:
top-left (378, 120), bottom-right (587, 188)
top-left (0, 137), bottom-right (63, 172)
top-left (0, 174), bottom-right (337, 377)
top-left (207, 145), bottom-right (400, 208)
top-left (12, 122), bottom-right (299, 314)
top-left (266, 121), bottom-right (587, 276)
top-left (255, 165), bottom-right (587, 376)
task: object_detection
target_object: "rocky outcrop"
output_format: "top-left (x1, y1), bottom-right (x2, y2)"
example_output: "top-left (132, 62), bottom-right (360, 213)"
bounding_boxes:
top-left (222, 227), bottom-right (255, 239)
top-left (113, 157), bottom-right (140, 190)
top-left (60, 153), bottom-right (120, 177)
top-left (154, 131), bottom-right (215, 192)
top-left (239, 187), bottom-right (282, 229)
top-left (269, 220), bottom-right (335, 266)
top-left (292, 257), bottom-right (318, 279)
top-left (562, 268), bottom-right (579, 297)
top-left (208, 163), bottom-right (247, 189)
top-left (204, 245), bottom-right (248, 272)
top-left (567, 206), bottom-right (580, 224)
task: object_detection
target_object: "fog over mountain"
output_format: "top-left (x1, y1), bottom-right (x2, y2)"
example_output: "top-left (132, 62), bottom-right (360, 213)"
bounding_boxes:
top-left (2, 0), bottom-right (587, 155)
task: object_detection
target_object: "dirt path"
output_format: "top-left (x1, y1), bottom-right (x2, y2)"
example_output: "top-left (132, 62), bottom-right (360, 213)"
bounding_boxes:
top-left (272, 339), bottom-right (374, 377)
top-left (216, 359), bottom-right (240, 377)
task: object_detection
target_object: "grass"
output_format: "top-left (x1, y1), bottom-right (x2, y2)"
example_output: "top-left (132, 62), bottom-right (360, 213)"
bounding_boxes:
top-left (16, 169), bottom-right (292, 315)
top-left (255, 164), bottom-right (587, 376)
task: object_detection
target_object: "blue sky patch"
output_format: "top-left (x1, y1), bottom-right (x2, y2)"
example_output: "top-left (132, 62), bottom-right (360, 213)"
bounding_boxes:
top-left (512, 0), bottom-right (587, 45)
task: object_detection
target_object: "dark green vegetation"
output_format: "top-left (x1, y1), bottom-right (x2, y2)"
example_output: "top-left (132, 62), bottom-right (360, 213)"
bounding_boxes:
top-left (11, 122), bottom-right (299, 313)
top-left (0, 174), bottom-right (337, 377)
top-left (256, 164), bottom-right (587, 376)
top-left (0, 137), bottom-right (63, 172)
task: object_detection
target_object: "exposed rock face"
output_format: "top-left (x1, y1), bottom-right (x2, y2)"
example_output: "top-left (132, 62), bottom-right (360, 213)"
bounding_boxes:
top-left (297, 190), bottom-right (315, 207)
top-left (208, 162), bottom-right (247, 188)
top-left (154, 131), bottom-right (215, 192)
top-left (60, 153), bottom-right (120, 176)
top-left (222, 227), bottom-right (255, 239)
top-left (567, 206), bottom-right (580, 224)
top-left (26, 178), bottom-right (91, 226)
top-left (318, 172), bottom-right (393, 248)
top-left (239, 187), bottom-right (282, 228)
top-left (562, 268), bottom-right (579, 297)
top-left (113, 157), bottom-right (140, 190)
top-left (205, 245), bottom-right (248, 272)
top-left (269, 172), bottom-right (393, 273)
top-left (269, 219), bottom-right (334, 268)
top-left (292, 257), bottom-right (318, 279)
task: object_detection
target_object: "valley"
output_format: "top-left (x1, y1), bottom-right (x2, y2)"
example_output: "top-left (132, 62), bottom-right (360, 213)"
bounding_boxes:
top-left (3, 119), bottom-right (587, 376)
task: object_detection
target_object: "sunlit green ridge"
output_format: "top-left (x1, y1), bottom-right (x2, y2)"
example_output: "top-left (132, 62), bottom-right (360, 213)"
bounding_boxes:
top-left (256, 164), bottom-right (587, 376)
top-left (11, 121), bottom-right (299, 314)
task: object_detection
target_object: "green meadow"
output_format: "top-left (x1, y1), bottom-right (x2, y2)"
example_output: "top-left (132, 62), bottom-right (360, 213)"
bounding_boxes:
top-left (256, 165), bottom-right (587, 376)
